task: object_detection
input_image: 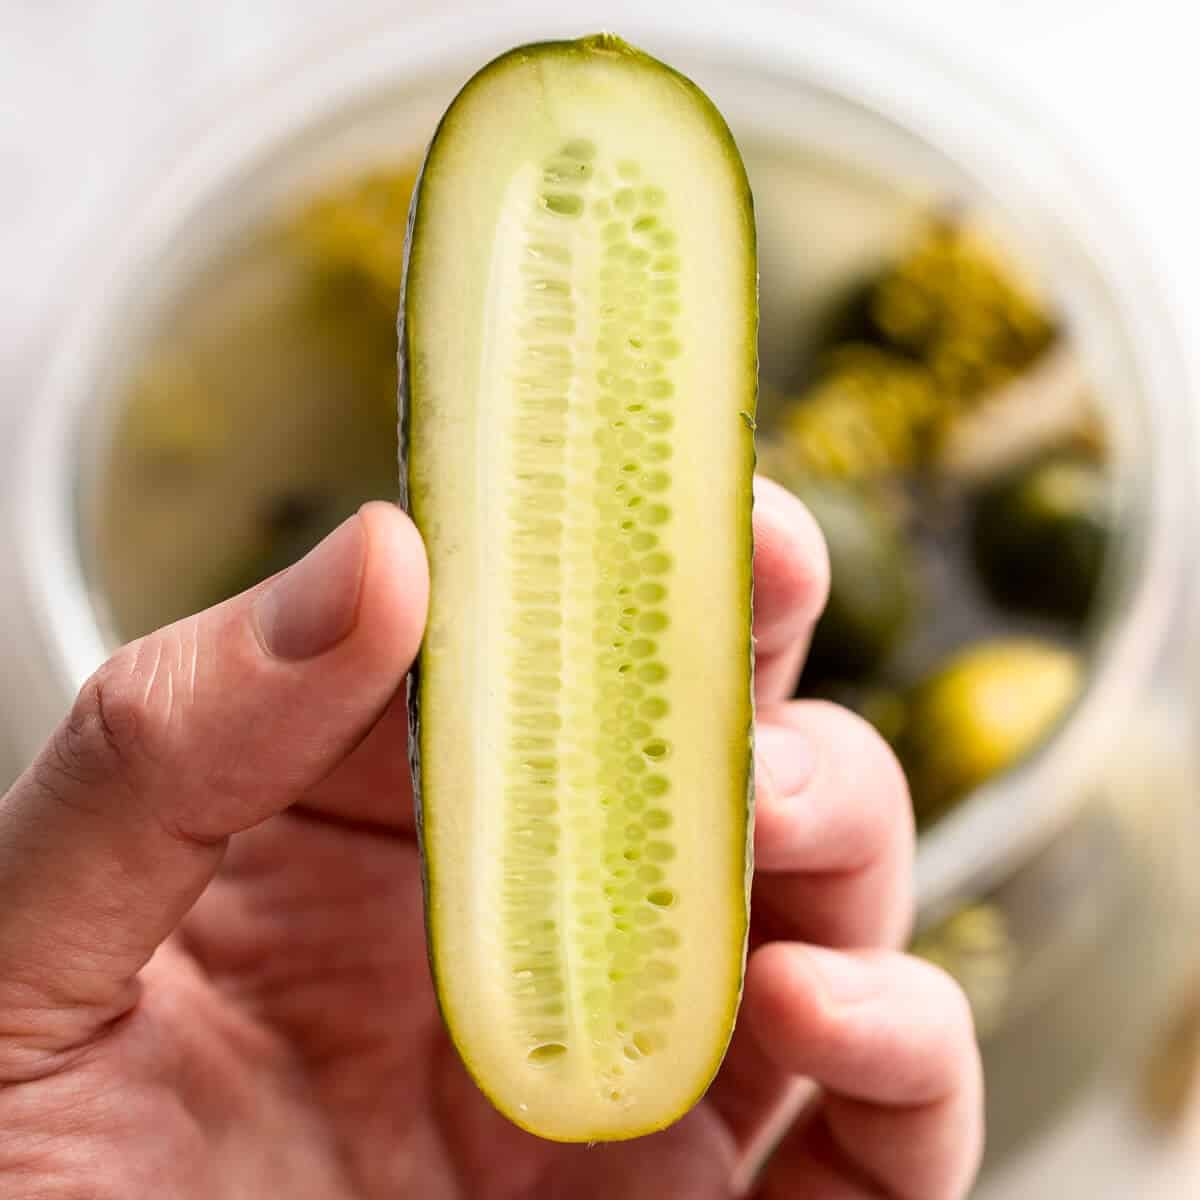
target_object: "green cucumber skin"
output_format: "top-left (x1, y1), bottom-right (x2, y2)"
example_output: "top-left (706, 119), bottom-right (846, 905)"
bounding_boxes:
top-left (398, 34), bottom-right (758, 1140)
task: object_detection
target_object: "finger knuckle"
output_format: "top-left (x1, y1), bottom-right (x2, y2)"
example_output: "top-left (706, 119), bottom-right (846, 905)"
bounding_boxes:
top-left (40, 642), bottom-right (173, 795)
top-left (85, 654), bottom-right (149, 763)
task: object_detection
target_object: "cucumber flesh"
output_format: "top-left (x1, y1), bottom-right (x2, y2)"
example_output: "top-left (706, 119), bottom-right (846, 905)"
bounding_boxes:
top-left (401, 35), bottom-right (756, 1142)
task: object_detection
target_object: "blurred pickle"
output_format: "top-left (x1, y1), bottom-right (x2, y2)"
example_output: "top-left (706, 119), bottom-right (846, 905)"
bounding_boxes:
top-left (286, 164), bottom-right (420, 429)
top-left (123, 351), bottom-right (232, 470)
top-left (912, 904), bottom-right (1017, 1038)
top-left (287, 164), bottom-right (418, 311)
top-left (1140, 976), bottom-right (1200, 1131)
top-left (834, 214), bottom-right (1058, 404)
top-left (971, 449), bottom-right (1111, 626)
top-left (898, 638), bottom-right (1083, 827)
top-left (769, 345), bottom-right (941, 481)
top-left (199, 164), bottom-right (425, 598)
top-left (102, 164), bottom-right (422, 634)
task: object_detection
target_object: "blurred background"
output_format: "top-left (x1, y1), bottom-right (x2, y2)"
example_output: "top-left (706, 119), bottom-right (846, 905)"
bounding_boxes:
top-left (2, 2), bottom-right (1199, 1195)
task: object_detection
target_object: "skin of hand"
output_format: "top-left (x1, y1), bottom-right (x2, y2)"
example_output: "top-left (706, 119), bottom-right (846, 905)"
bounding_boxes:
top-left (0, 479), bottom-right (982, 1200)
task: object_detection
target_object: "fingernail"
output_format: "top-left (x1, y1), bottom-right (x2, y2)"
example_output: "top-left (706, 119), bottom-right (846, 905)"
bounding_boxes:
top-left (757, 724), bottom-right (816, 802)
top-left (801, 946), bottom-right (882, 1005)
top-left (254, 515), bottom-right (366, 660)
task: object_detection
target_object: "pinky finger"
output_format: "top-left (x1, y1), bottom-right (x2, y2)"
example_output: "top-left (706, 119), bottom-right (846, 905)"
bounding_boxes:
top-left (746, 943), bottom-right (984, 1200)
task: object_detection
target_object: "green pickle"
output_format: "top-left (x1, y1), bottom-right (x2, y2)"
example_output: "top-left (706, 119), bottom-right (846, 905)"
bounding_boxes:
top-left (768, 345), bottom-right (940, 482)
top-left (399, 35), bottom-right (756, 1142)
top-left (288, 165), bottom-right (421, 441)
top-left (759, 212), bottom-right (1098, 830)
top-left (287, 164), bottom-right (418, 311)
top-left (832, 214), bottom-right (1058, 405)
top-left (897, 638), bottom-right (1083, 827)
top-left (970, 449), bottom-right (1111, 625)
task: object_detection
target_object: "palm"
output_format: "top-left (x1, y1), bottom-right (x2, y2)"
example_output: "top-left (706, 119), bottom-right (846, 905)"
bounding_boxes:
top-left (92, 809), bottom-right (736, 1199)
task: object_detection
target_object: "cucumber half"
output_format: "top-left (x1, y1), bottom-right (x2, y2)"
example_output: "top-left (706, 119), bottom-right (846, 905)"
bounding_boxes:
top-left (400, 35), bottom-right (757, 1142)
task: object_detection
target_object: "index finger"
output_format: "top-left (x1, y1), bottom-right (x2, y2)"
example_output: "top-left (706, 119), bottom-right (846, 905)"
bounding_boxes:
top-left (752, 475), bottom-right (830, 703)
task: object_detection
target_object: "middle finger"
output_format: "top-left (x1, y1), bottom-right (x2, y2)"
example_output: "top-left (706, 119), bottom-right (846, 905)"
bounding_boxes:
top-left (710, 698), bottom-right (915, 1153)
top-left (753, 699), bottom-right (914, 950)
top-left (751, 476), bottom-right (830, 705)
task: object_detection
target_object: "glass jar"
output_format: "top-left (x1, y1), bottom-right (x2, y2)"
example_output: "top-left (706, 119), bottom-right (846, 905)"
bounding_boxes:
top-left (1, 3), bottom-right (1197, 1193)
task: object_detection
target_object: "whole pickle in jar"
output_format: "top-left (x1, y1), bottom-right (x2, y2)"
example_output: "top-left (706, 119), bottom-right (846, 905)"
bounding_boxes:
top-left (286, 164), bottom-right (419, 311)
top-left (970, 449), bottom-right (1111, 626)
top-left (829, 214), bottom-right (1059, 405)
top-left (769, 345), bottom-right (942, 483)
top-left (286, 164), bottom-right (423, 450)
top-left (898, 637), bottom-right (1082, 828)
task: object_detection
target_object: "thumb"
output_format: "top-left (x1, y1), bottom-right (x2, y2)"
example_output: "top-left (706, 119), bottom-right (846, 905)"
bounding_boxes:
top-left (0, 501), bottom-right (426, 1073)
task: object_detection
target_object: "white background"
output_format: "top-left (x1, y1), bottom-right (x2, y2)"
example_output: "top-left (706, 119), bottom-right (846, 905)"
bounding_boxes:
top-left (1, 3), bottom-right (1198, 1194)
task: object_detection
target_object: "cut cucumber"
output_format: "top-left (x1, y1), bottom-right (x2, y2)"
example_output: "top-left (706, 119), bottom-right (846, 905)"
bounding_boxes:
top-left (400, 34), bottom-right (756, 1142)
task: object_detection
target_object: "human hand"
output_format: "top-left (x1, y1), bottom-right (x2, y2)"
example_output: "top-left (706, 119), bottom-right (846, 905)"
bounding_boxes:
top-left (0, 483), bottom-right (981, 1199)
